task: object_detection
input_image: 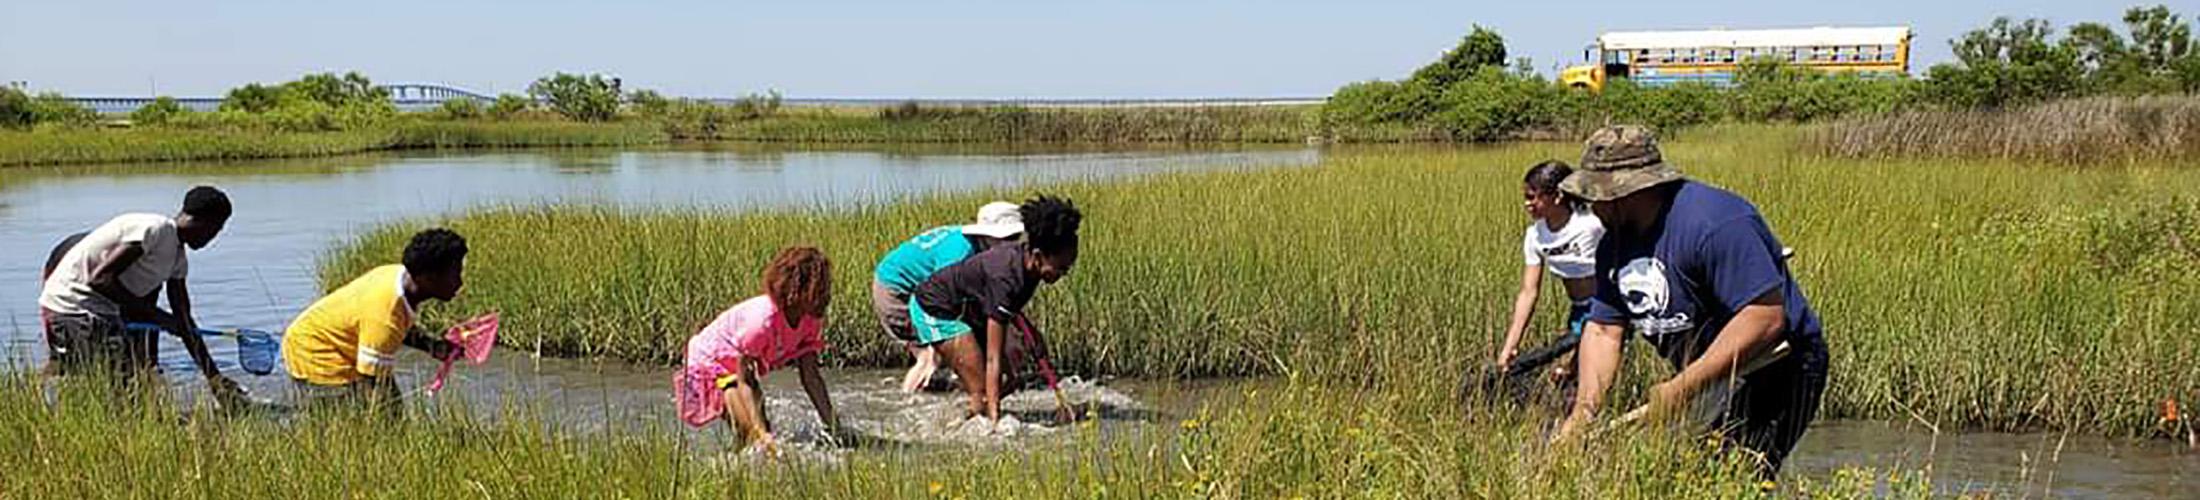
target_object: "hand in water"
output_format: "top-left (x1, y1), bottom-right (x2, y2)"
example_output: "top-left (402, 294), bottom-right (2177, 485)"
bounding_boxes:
top-left (750, 432), bottom-right (782, 458)
top-left (207, 375), bottom-right (247, 407)
top-left (428, 339), bottom-right (463, 360)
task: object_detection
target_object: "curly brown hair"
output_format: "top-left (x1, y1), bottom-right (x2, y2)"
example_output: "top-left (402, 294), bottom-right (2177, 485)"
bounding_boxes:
top-left (763, 246), bottom-right (833, 320)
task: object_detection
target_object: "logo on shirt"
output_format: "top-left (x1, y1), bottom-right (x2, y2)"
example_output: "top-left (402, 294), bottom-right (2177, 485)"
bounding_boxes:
top-left (1616, 257), bottom-right (1669, 315)
top-left (1616, 257), bottom-right (1694, 337)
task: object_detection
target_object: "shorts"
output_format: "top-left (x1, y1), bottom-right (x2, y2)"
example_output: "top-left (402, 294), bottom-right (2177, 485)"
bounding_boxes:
top-left (292, 378), bottom-right (402, 419)
top-left (1564, 298), bottom-right (1592, 341)
top-left (44, 310), bottom-right (156, 377)
top-left (909, 296), bottom-right (974, 346)
top-left (871, 280), bottom-right (917, 343)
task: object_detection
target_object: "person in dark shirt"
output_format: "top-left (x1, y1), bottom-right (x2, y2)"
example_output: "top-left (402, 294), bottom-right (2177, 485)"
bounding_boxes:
top-left (910, 195), bottom-right (1082, 422)
top-left (1550, 126), bottom-right (1829, 479)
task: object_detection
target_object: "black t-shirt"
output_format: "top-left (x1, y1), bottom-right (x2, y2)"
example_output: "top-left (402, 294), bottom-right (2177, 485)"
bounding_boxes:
top-left (914, 241), bottom-right (1037, 328)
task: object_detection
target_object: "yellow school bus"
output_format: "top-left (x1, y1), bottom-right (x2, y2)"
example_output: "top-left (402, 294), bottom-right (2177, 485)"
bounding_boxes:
top-left (1560, 26), bottom-right (1912, 91)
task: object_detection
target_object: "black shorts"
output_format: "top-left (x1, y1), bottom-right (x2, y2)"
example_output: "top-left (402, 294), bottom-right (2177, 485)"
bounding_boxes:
top-left (1715, 333), bottom-right (1830, 478)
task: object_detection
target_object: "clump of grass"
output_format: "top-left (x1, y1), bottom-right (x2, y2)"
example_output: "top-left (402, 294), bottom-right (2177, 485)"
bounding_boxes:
top-left (328, 126), bottom-right (2200, 437)
top-left (1810, 95), bottom-right (2200, 164)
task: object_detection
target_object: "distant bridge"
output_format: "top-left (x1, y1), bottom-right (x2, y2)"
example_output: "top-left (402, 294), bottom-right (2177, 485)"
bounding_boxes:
top-left (66, 83), bottom-right (499, 114)
top-left (63, 82), bottom-right (1325, 114)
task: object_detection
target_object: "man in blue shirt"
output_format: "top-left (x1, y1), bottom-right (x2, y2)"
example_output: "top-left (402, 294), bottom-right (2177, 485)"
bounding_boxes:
top-left (1551, 126), bottom-right (1829, 478)
top-left (871, 202), bottom-right (1024, 392)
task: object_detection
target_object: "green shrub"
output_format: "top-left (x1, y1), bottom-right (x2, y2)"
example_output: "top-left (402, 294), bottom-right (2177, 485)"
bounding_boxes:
top-left (528, 73), bottom-right (621, 122)
top-left (436, 98), bottom-right (485, 120)
top-left (728, 90), bottom-right (782, 119)
top-left (129, 96), bottom-right (189, 125)
top-left (624, 89), bottom-right (670, 117)
top-left (488, 93), bottom-right (532, 120)
top-left (0, 87), bottom-right (32, 129)
top-left (1321, 80), bottom-right (1437, 125)
top-left (27, 92), bottom-right (97, 127)
top-left (220, 83), bottom-right (287, 113)
top-left (1429, 67), bottom-right (1560, 141)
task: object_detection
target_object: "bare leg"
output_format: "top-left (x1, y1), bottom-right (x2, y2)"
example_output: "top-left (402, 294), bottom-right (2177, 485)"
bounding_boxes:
top-left (722, 377), bottom-right (774, 452)
top-left (931, 335), bottom-right (987, 417)
top-left (898, 343), bottom-right (939, 393)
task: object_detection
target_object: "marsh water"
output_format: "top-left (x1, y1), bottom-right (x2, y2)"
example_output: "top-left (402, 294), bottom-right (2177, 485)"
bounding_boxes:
top-left (3, 144), bottom-right (2190, 496)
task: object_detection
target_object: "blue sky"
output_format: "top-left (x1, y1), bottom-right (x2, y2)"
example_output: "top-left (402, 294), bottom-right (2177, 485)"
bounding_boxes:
top-left (0, 0), bottom-right (2159, 98)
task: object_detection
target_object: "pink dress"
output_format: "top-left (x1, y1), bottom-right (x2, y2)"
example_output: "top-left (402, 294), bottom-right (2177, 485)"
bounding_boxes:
top-left (674, 295), bottom-right (826, 427)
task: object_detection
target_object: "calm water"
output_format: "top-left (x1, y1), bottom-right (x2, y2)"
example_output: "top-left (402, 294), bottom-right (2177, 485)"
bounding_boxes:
top-left (1, 144), bottom-right (1319, 370)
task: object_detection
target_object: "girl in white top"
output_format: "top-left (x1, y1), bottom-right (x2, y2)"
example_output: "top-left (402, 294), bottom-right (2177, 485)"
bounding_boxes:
top-left (1496, 161), bottom-right (1604, 372)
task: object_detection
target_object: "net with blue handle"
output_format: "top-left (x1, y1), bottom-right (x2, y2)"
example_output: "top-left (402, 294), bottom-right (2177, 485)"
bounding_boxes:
top-left (121, 323), bottom-right (280, 376)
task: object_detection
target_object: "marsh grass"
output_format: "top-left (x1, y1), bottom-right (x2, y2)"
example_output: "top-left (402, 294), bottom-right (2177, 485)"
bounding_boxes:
top-left (0, 120), bottom-right (666, 167)
top-left (0, 370), bottom-right (1932, 498)
top-left (1811, 95), bottom-right (2200, 164)
top-left (329, 124), bottom-right (2200, 437)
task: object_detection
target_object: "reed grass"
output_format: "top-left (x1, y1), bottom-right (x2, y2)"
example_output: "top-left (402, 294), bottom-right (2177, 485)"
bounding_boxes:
top-left (1810, 95), bottom-right (2200, 164)
top-left (328, 124), bottom-right (2200, 437)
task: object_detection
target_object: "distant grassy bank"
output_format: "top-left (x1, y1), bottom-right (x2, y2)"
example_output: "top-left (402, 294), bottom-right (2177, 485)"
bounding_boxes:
top-left (329, 125), bottom-right (2200, 437)
top-left (0, 120), bottom-right (666, 167)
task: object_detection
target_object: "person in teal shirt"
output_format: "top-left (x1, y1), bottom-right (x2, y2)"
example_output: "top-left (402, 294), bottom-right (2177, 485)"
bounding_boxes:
top-left (872, 202), bottom-right (1024, 392)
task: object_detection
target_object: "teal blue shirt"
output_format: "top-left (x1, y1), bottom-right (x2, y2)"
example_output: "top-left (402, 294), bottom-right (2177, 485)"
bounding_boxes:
top-left (874, 226), bottom-right (981, 294)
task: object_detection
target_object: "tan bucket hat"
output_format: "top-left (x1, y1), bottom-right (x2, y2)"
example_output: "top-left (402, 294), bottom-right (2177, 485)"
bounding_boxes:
top-left (1559, 125), bottom-right (1684, 202)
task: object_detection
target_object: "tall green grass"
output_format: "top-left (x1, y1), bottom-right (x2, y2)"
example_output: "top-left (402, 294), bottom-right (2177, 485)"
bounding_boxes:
top-left (1810, 95), bottom-right (2200, 164)
top-left (329, 125), bottom-right (2200, 437)
top-left (0, 372), bottom-right (1932, 498)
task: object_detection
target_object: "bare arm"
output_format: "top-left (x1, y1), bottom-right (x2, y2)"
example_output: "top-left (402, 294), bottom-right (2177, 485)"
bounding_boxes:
top-left (984, 318), bottom-right (1006, 420)
top-left (87, 243), bottom-right (165, 319)
top-left (164, 279), bottom-right (223, 379)
top-left (1660, 294), bottom-right (1785, 402)
top-left (1498, 265), bottom-right (1545, 366)
top-left (1555, 320), bottom-right (1627, 439)
top-left (794, 354), bottom-right (840, 433)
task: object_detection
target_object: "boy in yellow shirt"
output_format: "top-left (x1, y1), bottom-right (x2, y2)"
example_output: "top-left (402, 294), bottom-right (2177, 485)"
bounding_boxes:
top-left (282, 228), bottom-right (467, 414)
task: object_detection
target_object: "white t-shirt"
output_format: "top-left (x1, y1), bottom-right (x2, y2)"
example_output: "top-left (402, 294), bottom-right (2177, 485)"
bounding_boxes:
top-left (1522, 208), bottom-right (1604, 280)
top-left (40, 213), bottom-right (188, 317)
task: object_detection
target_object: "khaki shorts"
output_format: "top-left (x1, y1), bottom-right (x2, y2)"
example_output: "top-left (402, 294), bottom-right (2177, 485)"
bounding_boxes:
top-left (871, 280), bottom-right (917, 343)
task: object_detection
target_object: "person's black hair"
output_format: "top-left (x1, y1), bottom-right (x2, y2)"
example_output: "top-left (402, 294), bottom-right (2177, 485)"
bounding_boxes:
top-left (182, 186), bottom-right (232, 220)
top-left (402, 228), bottom-right (469, 275)
top-left (1019, 194), bottom-right (1082, 254)
top-left (1522, 160), bottom-right (1581, 206)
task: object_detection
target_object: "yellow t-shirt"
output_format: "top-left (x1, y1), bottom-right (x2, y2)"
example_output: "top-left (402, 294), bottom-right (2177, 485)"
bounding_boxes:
top-left (283, 264), bottom-right (414, 385)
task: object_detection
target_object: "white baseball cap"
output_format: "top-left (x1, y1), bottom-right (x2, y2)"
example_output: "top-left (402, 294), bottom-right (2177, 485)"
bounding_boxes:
top-left (961, 201), bottom-right (1024, 238)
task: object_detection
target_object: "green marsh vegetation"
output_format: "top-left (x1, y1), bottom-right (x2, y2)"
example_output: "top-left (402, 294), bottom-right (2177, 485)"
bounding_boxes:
top-left (0, 370), bottom-right (1937, 498)
top-left (330, 125), bottom-right (2200, 438)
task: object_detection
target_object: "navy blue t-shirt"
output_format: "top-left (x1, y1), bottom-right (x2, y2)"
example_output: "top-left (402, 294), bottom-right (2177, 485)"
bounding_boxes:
top-left (1586, 181), bottom-right (1821, 368)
